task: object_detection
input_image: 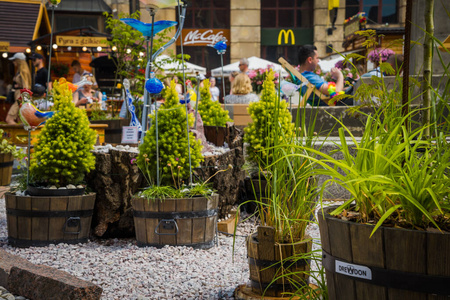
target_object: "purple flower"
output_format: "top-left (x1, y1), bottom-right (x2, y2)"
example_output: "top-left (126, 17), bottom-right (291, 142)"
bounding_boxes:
top-left (368, 48), bottom-right (395, 64)
top-left (130, 158), bottom-right (137, 165)
top-left (335, 60), bottom-right (344, 70)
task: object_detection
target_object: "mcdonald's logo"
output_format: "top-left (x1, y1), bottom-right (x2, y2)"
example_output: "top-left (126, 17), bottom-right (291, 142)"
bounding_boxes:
top-left (278, 30), bottom-right (295, 45)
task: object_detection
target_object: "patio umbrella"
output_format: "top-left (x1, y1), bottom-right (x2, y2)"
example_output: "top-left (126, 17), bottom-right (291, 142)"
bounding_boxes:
top-left (153, 54), bottom-right (206, 75)
top-left (210, 56), bottom-right (288, 77)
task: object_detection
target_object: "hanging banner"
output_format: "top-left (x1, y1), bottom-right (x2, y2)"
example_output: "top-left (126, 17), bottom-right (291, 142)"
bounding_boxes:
top-left (0, 41), bottom-right (10, 52)
top-left (56, 36), bottom-right (108, 47)
top-left (177, 29), bottom-right (230, 46)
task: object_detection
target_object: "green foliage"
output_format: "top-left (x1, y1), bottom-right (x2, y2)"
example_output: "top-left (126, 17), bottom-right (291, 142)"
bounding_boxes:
top-left (244, 70), bottom-right (295, 166)
top-left (103, 11), bottom-right (173, 98)
top-left (30, 81), bottom-right (97, 187)
top-left (137, 81), bottom-right (203, 186)
top-left (0, 129), bottom-right (25, 160)
top-left (197, 79), bottom-right (231, 127)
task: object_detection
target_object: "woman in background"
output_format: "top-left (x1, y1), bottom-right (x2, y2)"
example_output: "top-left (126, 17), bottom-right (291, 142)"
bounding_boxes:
top-left (72, 75), bottom-right (101, 107)
top-left (6, 53), bottom-right (32, 124)
top-left (224, 73), bottom-right (259, 104)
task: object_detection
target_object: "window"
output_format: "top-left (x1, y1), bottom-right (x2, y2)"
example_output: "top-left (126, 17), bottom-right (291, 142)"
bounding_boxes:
top-left (182, 0), bottom-right (230, 29)
top-left (261, 0), bottom-right (314, 28)
top-left (346, 0), bottom-right (398, 24)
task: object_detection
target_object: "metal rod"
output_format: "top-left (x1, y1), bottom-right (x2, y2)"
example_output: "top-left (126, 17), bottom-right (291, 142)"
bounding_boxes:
top-left (27, 130), bottom-right (31, 187)
top-left (177, 1), bottom-right (192, 186)
top-left (45, 5), bottom-right (56, 110)
top-left (194, 75), bottom-right (200, 130)
top-left (402, 0), bottom-right (413, 129)
top-left (220, 53), bottom-right (226, 110)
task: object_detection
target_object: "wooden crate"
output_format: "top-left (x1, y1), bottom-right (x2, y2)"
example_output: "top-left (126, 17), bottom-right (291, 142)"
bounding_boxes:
top-left (218, 211), bottom-right (238, 234)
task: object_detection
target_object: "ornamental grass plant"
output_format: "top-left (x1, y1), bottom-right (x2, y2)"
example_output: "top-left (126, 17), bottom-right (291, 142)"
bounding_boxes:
top-left (30, 80), bottom-right (97, 187)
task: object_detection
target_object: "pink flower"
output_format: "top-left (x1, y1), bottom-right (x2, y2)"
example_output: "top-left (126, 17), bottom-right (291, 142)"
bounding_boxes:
top-left (175, 157), bottom-right (179, 161)
top-left (274, 73), bottom-right (279, 78)
top-left (347, 73), bottom-right (353, 78)
top-left (130, 158), bottom-right (137, 164)
top-left (248, 70), bottom-right (257, 79)
top-left (257, 81), bottom-right (262, 85)
top-left (259, 69), bottom-right (265, 75)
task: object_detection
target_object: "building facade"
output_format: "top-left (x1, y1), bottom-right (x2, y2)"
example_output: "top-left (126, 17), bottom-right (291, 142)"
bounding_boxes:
top-left (105, 0), bottom-right (406, 69)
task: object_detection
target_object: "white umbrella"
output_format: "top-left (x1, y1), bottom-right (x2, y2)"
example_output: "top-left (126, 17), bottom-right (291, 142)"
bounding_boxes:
top-left (211, 56), bottom-right (288, 77)
top-left (153, 54), bottom-right (206, 75)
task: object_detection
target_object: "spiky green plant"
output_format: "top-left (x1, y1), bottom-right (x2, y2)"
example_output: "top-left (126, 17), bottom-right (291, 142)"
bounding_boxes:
top-left (244, 70), bottom-right (295, 166)
top-left (30, 80), bottom-right (97, 187)
top-left (197, 79), bottom-right (231, 127)
top-left (137, 81), bottom-right (203, 186)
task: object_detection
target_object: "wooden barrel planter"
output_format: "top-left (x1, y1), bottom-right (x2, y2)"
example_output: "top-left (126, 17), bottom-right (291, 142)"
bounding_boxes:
top-left (132, 194), bottom-right (219, 249)
top-left (203, 125), bottom-right (227, 147)
top-left (90, 119), bottom-right (130, 144)
top-left (318, 205), bottom-right (450, 299)
top-left (0, 153), bottom-right (14, 186)
top-left (5, 193), bottom-right (96, 247)
top-left (247, 226), bottom-right (312, 297)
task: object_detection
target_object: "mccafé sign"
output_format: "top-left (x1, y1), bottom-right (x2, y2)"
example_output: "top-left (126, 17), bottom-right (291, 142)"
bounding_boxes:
top-left (177, 29), bottom-right (230, 46)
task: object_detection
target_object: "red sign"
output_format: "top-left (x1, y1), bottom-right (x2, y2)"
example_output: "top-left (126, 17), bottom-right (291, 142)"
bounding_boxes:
top-left (177, 29), bottom-right (230, 46)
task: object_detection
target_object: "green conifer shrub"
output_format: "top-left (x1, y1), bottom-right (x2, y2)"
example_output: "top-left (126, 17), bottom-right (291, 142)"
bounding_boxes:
top-left (197, 79), bottom-right (231, 127)
top-left (244, 70), bottom-right (295, 166)
top-left (137, 81), bottom-right (203, 186)
top-left (30, 80), bottom-right (97, 187)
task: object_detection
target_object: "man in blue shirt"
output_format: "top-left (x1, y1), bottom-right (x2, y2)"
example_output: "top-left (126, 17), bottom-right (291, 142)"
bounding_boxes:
top-left (297, 45), bottom-right (344, 106)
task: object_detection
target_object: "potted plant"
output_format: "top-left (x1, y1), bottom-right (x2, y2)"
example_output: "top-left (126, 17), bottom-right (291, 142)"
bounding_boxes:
top-left (0, 129), bottom-right (25, 186)
top-left (304, 79), bottom-right (450, 298)
top-left (5, 80), bottom-right (98, 247)
top-left (238, 70), bottom-right (319, 297)
top-left (132, 80), bottom-right (223, 249)
top-left (197, 78), bottom-right (232, 146)
top-left (243, 70), bottom-right (295, 210)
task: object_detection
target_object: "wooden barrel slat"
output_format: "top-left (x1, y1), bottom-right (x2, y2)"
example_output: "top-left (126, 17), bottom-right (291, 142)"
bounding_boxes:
top-left (31, 197), bottom-right (50, 242)
top-left (427, 232), bottom-right (450, 300)
top-left (49, 196), bottom-right (68, 241)
top-left (80, 194), bottom-right (95, 239)
top-left (351, 222), bottom-right (387, 300)
top-left (317, 208), bottom-right (336, 299)
top-left (64, 196), bottom-right (82, 239)
top-left (0, 153), bottom-right (13, 186)
top-left (6, 194), bottom-right (17, 239)
top-left (191, 197), bottom-right (207, 244)
top-left (133, 194), bottom-right (218, 249)
top-left (176, 198), bottom-right (193, 245)
top-left (17, 196), bottom-right (32, 240)
top-left (133, 197), bottom-right (147, 243)
top-left (159, 199), bottom-right (177, 245)
top-left (385, 227), bottom-right (427, 300)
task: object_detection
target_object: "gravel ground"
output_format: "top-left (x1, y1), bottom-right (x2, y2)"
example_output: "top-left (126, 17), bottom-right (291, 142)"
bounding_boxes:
top-left (0, 190), bottom-right (336, 300)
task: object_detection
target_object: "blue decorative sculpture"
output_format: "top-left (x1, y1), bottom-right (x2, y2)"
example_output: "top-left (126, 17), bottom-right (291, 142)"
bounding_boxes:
top-left (120, 19), bottom-right (177, 37)
top-left (145, 72), bottom-right (164, 94)
top-left (211, 39), bottom-right (227, 55)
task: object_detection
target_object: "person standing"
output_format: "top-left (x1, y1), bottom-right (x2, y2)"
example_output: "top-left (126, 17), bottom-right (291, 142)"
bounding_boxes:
top-left (209, 77), bottom-right (220, 101)
top-left (31, 53), bottom-right (50, 90)
top-left (6, 53), bottom-right (32, 124)
top-left (71, 60), bottom-right (89, 83)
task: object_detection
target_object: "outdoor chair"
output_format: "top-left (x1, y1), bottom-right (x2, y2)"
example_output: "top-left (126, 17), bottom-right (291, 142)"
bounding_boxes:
top-left (278, 57), bottom-right (331, 107)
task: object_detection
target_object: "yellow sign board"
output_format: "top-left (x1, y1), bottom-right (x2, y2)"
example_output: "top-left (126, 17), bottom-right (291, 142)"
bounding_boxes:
top-left (0, 41), bottom-right (10, 52)
top-left (56, 36), bottom-right (108, 47)
top-left (278, 30), bottom-right (295, 45)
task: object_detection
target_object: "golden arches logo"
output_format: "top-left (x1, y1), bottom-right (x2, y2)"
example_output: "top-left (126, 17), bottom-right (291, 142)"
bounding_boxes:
top-left (278, 30), bottom-right (295, 45)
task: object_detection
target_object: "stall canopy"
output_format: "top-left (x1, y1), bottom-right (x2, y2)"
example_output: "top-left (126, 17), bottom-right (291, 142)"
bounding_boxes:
top-left (211, 56), bottom-right (288, 77)
top-left (153, 54), bottom-right (206, 75)
top-left (0, 0), bottom-right (51, 53)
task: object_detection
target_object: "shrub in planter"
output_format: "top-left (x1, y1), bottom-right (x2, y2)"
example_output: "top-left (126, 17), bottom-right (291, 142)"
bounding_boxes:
top-left (30, 79), bottom-right (97, 187)
top-left (197, 79), bottom-right (231, 127)
top-left (0, 129), bottom-right (25, 186)
top-left (244, 70), bottom-right (295, 167)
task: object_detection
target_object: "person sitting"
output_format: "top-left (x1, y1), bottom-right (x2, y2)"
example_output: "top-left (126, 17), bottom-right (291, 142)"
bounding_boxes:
top-left (296, 45), bottom-right (344, 106)
top-left (239, 58), bottom-right (249, 74)
top-left (72, 75), bottom-right (101, 108)
top-left (224, 73), bottom-right (259, 104)
top-left (32, 83), bottom-right (53, 110)
top-left (228, 71), bottom-right (239, 95)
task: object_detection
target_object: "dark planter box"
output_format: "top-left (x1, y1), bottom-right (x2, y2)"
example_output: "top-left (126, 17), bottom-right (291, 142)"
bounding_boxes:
top-left (90, 119), bottom-right (130, 144)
